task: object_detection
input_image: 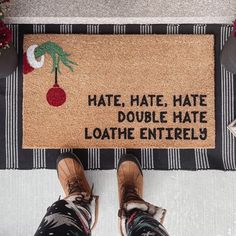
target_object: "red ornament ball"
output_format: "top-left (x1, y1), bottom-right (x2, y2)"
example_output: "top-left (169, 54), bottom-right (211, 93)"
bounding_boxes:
top-left (46, 83), bottom-right (66, 107)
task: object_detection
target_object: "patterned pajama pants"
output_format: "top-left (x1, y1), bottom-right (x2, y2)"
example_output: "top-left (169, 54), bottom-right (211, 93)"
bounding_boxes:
top-left (35, 198), bottom-right (169, 236)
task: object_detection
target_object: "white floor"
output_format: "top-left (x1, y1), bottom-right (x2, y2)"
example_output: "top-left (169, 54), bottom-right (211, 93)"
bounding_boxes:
top-left (0, 170), bottom-right (236, 236)
top-left (5, 0), bottom-right (236, 24)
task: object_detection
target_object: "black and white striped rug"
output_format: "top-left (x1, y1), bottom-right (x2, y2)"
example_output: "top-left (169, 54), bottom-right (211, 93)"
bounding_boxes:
top-left (0, 24), bottom-right (235, 170)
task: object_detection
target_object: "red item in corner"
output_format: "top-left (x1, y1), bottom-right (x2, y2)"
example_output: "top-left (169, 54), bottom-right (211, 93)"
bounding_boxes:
top-left (234, 20), bottom-right (236, 37)
top-left (0, 22), bottom-right (12, 48)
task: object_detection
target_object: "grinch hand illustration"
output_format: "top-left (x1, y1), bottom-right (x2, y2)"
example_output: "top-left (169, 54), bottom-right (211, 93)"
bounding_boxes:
top-left (23, 41), bottom-right (77, 107)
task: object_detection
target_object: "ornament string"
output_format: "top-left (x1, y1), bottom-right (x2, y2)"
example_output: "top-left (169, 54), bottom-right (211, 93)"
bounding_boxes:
top-left (55, 66), bottom-right (58, 85)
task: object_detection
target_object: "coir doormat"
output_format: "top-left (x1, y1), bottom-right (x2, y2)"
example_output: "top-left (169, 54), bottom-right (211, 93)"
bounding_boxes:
top-left (23, 34), bottom-right (215, 149)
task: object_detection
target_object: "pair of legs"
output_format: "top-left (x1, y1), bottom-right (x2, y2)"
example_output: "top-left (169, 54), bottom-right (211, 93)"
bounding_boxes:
top-left (35, 153), bottom-right (169, 236)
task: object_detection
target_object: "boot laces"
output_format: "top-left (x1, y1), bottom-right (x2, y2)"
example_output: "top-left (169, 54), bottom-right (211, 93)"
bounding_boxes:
top-left (68, 178), bottom-right (95, 204)
top-left (118, 184), bottom-right (143, 219)
top-left (68, 178), bottom-right (84, 195)
top-left (122, 184), bottom-right (142, 204)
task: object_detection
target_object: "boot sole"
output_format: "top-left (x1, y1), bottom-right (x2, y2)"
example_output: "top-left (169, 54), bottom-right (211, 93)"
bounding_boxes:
top-left (56, 152), bottom-right (83, 176)
top-left (117, 154), bottom-right (143, 176)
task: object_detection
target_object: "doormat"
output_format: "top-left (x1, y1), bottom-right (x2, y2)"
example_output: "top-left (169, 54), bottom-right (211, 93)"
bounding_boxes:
top-left (23, 34), bottom-right (215, 149)
top-left (0, 24), bottom-right (235, 171)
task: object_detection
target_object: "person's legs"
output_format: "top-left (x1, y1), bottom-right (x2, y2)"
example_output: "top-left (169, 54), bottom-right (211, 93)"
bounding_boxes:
top-left (35, 197), bottom-right (91, 236)
top-left (117, 154), bottom-right (169, 236)
top-left (125, 209), bottom-right (169, 236)
top-left (35, 153), bottom-right (98, 236)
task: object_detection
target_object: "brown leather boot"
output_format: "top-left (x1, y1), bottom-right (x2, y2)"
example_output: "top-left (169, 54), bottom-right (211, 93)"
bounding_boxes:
top-left (57, 152), bottom-right (99, 231)
top-left (117, 154), bottom-right (144, 209)
top-left (56, 152), bottom-right (91, 198)
top-left (117, 154), bottom-right (167, 236)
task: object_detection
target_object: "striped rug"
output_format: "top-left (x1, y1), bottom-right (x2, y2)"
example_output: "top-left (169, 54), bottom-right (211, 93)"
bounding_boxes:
top-left (0, 24), bottom-right (235, 170)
